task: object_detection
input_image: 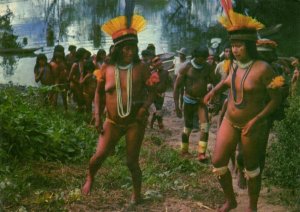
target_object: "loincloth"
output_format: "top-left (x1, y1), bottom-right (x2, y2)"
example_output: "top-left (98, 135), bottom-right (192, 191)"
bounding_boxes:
top-left (223, 116), bottom-right (245, 131)
top-left (223, 116), bottom-right (268, 131)
top-left (106, 117), bottom-right (138, 131)
top-left (183, 95), bottom-right (201, 105)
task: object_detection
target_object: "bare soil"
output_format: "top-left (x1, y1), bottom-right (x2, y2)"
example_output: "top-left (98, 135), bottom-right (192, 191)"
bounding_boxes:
top-left (69, 91), bottom-right (288, 212)
top-left (147, 91), bottom-right (287, 212)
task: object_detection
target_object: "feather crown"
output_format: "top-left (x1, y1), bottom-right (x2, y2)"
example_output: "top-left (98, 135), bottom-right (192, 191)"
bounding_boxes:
top-left (218, 0), bottom-right (265, 41)
top-left (218, 10), bottom-right (265, 32)
top-left (101, 15), bottom-right (146, 45)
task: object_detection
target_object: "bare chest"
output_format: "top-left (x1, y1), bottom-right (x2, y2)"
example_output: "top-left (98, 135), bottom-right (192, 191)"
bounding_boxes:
top-left (105, 67), bottom-right (144, 93)
top-left (231, 68), bottom-right (264, 95)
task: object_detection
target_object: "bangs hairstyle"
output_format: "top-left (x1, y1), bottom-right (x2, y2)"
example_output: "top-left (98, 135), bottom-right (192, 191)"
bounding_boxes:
top-left (34, 54), bottom-right (50, 71)
top-left (107, 40), bottom-right (140, 65)
top-left (231, 40), bottom-right (259, 60)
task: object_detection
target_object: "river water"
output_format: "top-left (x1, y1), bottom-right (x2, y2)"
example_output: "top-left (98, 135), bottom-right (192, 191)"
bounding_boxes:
top-left (0, 0), bottom-right (299, 86)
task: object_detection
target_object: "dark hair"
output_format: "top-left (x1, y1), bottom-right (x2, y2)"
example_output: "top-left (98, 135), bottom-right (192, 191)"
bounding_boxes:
top-left (231, 40), bottom-right (259, 60)
top-left (34, 54), bottom-right (48, 72)
top-left (147, 43), bottom-right (155, 51)
top-left (54, 45), bottom-right (65, 54)
top-left (52, 45), bottom-right (65, 62)
top-left (96, 49), bottom-right (106, 61)
top-left (107, 40), bottom-right (140, 65)
top-left (83, 59), bottom-right (96, 74)
top-left (36, 53), bottom-right (47, 64)
top-left (68, 45), bottom-right (76, 52)
top-left (141, 49), bottom-right (154, 57)
top-left (109, 45), bottom-right (115, 54)
top-left (244, 40), bottom-right (259, 59)
top-left (76, 48), bottom-right (87, 61)
top-left (223, 42), bottom-right (231, 50)
top-left (192, 46), bottom-right (209, 58)
top-left (258, 51), bottom-right (277, 63)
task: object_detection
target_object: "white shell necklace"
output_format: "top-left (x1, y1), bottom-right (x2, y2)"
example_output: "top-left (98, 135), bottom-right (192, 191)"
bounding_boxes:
top-left (115, 63), bottom-right (133, 118)
top-left (191, 59), bottom-right (204, 69)
top-left (237, 60), bottom-right (253, 69)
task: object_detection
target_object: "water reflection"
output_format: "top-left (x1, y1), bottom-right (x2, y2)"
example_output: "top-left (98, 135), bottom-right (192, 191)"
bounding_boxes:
top-left (0, 56), bottom-right (18, 76)
top-left (0, 0), bottom-right (299, 86)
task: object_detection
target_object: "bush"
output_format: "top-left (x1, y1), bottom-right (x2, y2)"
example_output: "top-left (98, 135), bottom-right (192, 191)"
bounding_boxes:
top-left (265, 82), bottom-right (300, 189)
top-left (0, 86), bottom-right (97, 163)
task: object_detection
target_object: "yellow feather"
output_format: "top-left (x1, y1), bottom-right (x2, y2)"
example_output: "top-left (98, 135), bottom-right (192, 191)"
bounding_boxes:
top-left (218, 10), bottom-right (264, 31)
top-left (268, 76), bottom-right (285, 89)
top-left (223, 59), bottom-right (231, 74)
top-left (93, 69), bottom-right (102, 81)
top-left (101, 15), bottom-right (146, 36)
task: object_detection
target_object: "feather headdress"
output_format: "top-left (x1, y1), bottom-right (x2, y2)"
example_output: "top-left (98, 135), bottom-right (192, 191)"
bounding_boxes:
top-left (101, 15), bottom-right (146, 46)
top-left (256, 39), bottom-right (278, 51)
top-left (218, 0), bottom-right (265, 40)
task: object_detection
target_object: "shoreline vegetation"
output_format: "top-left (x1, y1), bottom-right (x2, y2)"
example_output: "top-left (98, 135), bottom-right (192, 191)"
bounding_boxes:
top-left (0, 84), bottom-right (299, 211)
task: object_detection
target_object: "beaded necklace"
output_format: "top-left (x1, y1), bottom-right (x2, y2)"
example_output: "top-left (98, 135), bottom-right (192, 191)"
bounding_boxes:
top-left (115, 64), bottom-right (133, 118)
top-left (231, 61), bottom-right (254, 109)
top-left (236, 60), bottom-right (253, 69)
top-left (191, 59), bottom-right (204, 70)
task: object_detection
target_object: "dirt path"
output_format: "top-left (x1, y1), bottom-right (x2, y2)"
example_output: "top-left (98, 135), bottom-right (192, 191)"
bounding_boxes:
top-left (147, 91), bottom-right (287, 212)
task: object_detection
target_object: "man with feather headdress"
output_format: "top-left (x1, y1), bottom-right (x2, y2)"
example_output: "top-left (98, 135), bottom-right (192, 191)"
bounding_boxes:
top-left (82, 10), bottom-right (159, 204)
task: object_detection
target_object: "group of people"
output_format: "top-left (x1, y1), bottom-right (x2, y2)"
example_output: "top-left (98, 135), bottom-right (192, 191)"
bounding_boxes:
top-left (33, 6), bottom-right (299, 212)
top-left (34, 44), bottom-right (107, 115)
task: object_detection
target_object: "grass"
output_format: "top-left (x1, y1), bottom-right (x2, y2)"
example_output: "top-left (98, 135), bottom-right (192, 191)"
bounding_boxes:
top-left (0, 133), bottom-right (223, 211)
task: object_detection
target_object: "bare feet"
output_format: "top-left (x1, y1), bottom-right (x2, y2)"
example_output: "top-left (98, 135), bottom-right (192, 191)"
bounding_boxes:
top-left (237, 169), bottom-right (247, 189)
top-left (217, 200), bottom-right (237, 212)
top-left (81, 176), bottom-right (93, 195)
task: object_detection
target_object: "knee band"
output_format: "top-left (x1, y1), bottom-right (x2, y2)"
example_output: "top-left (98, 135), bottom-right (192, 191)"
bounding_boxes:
top-left (181, 142), bottom-right (189, 152)
top-left (213, 166), bottom-right (228, 178)
top-left (200, 123), bottom-right (210, 133)
top-left (183, 127), bottom-right (192, 136)
top-left (244, 167), bottom-right (260, 180)
top-left (198, 141), bottom-right (207, 154)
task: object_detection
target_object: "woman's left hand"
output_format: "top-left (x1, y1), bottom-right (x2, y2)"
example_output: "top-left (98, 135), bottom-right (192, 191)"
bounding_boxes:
top-left (242, 116), bottom-right (260, 136)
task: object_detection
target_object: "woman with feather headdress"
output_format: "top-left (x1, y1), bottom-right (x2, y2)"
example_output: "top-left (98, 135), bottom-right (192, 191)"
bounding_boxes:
top-left (81, 10), bottom-right (159, 203)
top-left (204, 1), bottom-right (283, 211)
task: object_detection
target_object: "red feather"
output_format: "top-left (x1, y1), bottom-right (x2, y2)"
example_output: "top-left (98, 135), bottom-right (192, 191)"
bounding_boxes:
top-left (220, 0), bottom-right (232, 17)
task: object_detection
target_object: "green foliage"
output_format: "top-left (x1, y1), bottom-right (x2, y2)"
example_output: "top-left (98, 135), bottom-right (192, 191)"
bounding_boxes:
top-left (0, 86), bottom-right (97, 163)
top-left (265, 83), bottom-right (300, 189)
top-left (0, 7), bottom-right (21, 48)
